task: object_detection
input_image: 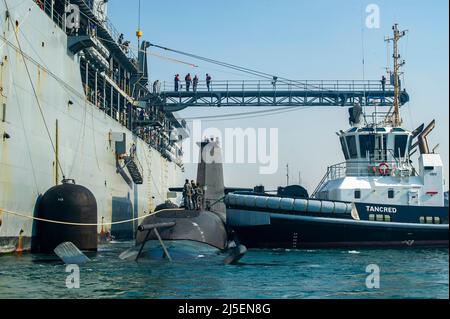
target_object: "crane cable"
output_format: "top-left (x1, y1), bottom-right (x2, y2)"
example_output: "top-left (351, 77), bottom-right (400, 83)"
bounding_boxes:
top-left (148, 43), bottom-right (326, 91)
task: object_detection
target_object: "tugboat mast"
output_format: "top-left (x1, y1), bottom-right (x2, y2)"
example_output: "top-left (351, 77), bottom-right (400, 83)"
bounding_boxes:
top-left (385, 24), bottom-right (407, 127)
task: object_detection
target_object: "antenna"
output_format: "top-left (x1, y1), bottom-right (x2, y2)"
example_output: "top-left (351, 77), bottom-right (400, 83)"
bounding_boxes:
top-left (385, 24), bottom-right (408, 127)
top-left (136, 0), bottom-right (143, 48)
top-left (360, 4), bottom-right (368, 125)
top-left (286, 164), bottom-right (290, 186)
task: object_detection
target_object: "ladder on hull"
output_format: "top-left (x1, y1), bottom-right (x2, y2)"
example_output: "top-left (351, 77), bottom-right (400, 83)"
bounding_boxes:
top-left (123, 156), bottom-right (144, 185)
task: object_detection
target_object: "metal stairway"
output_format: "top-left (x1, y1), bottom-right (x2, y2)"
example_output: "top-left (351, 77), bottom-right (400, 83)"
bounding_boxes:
top-left (123, 156), bottom-right (143, 185)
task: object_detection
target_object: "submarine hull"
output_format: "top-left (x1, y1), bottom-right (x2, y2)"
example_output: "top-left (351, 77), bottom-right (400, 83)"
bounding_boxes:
top-left (136, 209), bottom-right (228, 251)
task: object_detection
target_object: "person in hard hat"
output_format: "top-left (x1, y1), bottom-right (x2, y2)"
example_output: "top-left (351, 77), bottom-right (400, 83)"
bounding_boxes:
top-left (185, 73), bottom-right (192, 92)
top-left (381, 75), bottom-right (386, 92)
top-left (193, 75), bottom-right (199, 92)
top-left (174, 74), bottom-right (180, 92)
top-left (206, 74), bottom-right (212, 91)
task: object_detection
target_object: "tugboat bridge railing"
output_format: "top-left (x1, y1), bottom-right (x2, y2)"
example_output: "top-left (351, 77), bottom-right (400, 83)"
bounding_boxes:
top-left (311, 159), bottom-right (416, 198)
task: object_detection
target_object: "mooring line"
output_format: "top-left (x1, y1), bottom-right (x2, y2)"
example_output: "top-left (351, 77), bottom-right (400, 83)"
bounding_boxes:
top-left (0, 208), bottom-right (184, 227)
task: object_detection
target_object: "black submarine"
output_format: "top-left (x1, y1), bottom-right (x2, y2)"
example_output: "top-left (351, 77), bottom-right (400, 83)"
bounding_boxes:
top-left (121, 138), bottom-right (247, 263)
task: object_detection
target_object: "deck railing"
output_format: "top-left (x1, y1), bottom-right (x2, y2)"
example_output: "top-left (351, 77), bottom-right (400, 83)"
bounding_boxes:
top-left (159, 79), bottom-right (391, 93)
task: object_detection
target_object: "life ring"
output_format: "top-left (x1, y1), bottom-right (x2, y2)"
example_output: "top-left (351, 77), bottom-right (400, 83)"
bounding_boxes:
top-left (378, 162), bottom-right (390, 176)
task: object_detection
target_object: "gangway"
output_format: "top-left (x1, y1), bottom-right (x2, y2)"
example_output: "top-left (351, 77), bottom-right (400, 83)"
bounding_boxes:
top-left (145, 80), bottom-right (409, 112)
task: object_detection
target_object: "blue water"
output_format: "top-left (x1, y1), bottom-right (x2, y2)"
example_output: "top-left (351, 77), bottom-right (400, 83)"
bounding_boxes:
top-left (0, 242), bottom-right (448, 299)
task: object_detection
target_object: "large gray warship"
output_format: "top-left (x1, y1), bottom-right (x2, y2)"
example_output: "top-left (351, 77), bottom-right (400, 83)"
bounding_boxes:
top-left (0, 0), bottom-right (187, 252)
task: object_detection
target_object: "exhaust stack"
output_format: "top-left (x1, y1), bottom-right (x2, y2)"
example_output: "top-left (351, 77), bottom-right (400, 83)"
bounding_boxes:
top-left (418, 120), bottom-right (436, 154)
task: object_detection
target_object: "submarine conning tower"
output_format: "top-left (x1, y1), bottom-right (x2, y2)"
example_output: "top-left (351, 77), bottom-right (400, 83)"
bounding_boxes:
top-left (196, 138), bottom-right (226, 221)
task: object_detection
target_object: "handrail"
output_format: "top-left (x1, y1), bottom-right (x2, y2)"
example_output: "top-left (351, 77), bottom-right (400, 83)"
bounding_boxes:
top-left (158, 79), bottom-right (391, 93)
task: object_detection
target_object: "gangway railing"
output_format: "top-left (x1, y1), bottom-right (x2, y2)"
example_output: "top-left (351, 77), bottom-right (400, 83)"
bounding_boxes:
top-left (147, 79), bottom-right (408, 112)
top-left (160, 79), bottom-right (387, 92)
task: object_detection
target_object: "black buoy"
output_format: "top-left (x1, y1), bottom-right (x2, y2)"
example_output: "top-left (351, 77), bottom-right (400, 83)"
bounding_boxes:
top-left (37, 179), bottom-right (97, 253)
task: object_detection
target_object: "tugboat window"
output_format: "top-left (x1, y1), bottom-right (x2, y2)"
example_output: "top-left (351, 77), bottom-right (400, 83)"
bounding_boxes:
top-left (346, 136), bottom-right (358, 159)
top-left (394, 134), bottom-right (408, 158)
top-left (340, 137), bottom-right (349, 160)
top-left (359, 134), bottom-right (376, 158)
top-left (388, 189), bottom-right (395, 199)
top-left (354, 190), bottom-right (361, 199)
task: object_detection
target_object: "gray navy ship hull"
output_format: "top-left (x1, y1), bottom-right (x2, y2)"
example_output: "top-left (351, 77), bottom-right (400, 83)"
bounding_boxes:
top-left (0, 0), bottom-right (184, 252)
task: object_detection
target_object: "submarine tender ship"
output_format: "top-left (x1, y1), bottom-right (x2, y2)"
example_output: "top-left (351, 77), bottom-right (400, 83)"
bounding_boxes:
top-left (0, 0), bottom-right (187, 253)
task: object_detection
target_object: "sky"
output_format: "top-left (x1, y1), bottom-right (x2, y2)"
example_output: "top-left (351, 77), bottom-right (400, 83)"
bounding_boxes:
top-left (108, 0), bottom-right (449, 192)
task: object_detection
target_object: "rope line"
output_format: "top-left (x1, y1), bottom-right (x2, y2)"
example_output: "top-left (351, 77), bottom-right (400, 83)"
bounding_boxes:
top-left (0, 207), bottom-right (182, 227)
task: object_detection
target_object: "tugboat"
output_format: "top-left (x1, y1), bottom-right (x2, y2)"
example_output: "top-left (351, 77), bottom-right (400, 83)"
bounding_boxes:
top-left (225, 24), bottom-right (449, 248)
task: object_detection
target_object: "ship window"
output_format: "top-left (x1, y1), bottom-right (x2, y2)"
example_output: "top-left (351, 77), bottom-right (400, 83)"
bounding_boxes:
top-left (388, 189), bottom-right (395, 199)
top-left (348, 127), bottom-right (358, 133)
top-left (346, 136), bottom-right (358, 158)
top-left (385, 215), bottom-right (392, 222)
top-left (354, 190), bottom-right (361, 199)
top-left (359, 134), bottom-right (376, 158)
top-left (376, 128), bottom-right (386, 132)
top-left (420, 217), bottom-right (441, 224)
top-left (392, 128), bottom-right (405, 132)
top-left (394, 134), bottom-right (408, 158)
top-left (376, 214), bottom-right (384, 221)
top-left (369, 214), bottom-right (375, 221)
top-left (340, 137), bottom-right (349, 160)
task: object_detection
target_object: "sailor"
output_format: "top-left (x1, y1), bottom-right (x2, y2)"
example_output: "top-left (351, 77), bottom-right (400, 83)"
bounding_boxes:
top-left (195, 183), bottom-right (204, 210)
top-left (185, 73), bottom-right (192, 92)
top-left (183, 179), bottom-right (192, 210)
top-left (174, 74), bottom-right (180, 92)
top-left (153, 80), bottom-right (160, 94)
top-left (193, 75), bottom-right (199, 92)
top-left (381, 75), bottom-right (386, 92)
top-left (130, 143), bottom-right (137, 159)
top-left (206, 74), bottom-right (212, 91)
top-left (191, 180), bottom-right (197, 209)
top-left (272, 76), bottom-right (278, 90)
top-left (122, 41), bottom-right (131, 54)
top-left (118, 33), bottom-right (124, 45)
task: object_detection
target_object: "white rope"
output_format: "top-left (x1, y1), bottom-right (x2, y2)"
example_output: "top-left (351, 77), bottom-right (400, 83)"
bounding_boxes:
top-left (0, 208), bottom-right (184, 227)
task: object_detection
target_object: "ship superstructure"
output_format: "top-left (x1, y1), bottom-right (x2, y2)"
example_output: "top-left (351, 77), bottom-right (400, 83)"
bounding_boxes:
top-left (313, 24), bottom-right (446, 217)
top-left (0, 0), bottom-right (187, 252)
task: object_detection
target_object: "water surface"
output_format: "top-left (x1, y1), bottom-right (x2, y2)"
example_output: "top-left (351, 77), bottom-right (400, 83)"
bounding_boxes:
top-left (0, 242), bottom-right (447, 299)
